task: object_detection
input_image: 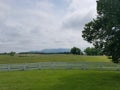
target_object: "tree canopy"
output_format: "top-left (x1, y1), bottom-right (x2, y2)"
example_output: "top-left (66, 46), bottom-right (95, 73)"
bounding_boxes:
top-left (9, 52), bottom-right (16, 56)
top-left (84, 47), bottom-right (103, 56)
top-left (70, 47), bottom-right (82, 55)
top-left (82, 0), bottom-right (120, 63)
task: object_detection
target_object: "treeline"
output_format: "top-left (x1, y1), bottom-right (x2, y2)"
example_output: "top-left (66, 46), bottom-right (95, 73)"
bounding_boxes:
top-left (19, 52), bottom-right (70, 54)
top-left (70, 47), bottom-right (103, 56)
top-left (19, 47), bottom-right (103, 56)
top-left (0, 52), bottom-right (16, 56)
top-left (0, 47), bottom-right (103, 56)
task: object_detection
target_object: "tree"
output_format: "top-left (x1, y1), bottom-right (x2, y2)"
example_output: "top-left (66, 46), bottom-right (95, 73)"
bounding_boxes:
top-left (71, 47), bottom-right (82, 55)
top-left (10, 52), bottom-right (16, 56)
top-left (84, 47), bottom-right (103, 56)
top-left (82, 0), bottom-right (120, 63)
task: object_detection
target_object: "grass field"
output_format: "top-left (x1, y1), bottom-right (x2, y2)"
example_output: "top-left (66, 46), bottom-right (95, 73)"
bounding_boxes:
top-left (0, 54), bottom-right (110, 64)
top-left (0, 70), bottom-right (120, 90)
top-left (0, 55), bottom-right (118, 90)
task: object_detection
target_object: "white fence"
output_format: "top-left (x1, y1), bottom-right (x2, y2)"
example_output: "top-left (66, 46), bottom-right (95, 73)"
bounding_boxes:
top-left (0, 62), bottom-right (120, 71)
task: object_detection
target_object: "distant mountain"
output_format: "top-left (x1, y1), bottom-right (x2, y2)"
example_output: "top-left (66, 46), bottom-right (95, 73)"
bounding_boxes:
top-left (19, 48), bottom-right (70, 54)
top-left (40, 48), bottom-right (70, 53)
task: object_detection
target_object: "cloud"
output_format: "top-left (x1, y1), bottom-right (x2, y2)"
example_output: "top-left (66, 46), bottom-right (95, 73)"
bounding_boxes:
top-left (62, 0), bottom-right (96, 30)
top-left (0, 0), bottom-right (95, 52)
top-left (62, 10), bottom-right (95, 30)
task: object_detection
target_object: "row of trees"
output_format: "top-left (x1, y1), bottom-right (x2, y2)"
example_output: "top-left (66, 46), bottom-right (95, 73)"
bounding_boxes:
top-left (70, 47), bottom-right (103, 55)
top-left (0, 52), bottom-right (16, 56)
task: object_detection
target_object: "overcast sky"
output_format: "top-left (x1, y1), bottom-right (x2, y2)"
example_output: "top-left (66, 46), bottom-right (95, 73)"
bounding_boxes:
top-left (0, 0), bottom-right (97, 52)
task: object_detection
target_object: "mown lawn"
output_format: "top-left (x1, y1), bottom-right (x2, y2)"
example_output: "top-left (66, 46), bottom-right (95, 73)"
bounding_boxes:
top-left (0, 54), bottom-right (110, 64)
top-left (0, 70), bottom-right (120, 90)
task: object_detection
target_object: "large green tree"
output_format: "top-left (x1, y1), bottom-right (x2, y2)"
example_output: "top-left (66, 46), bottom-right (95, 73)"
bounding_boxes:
top-left (71, 47), bottom-right (82, 55)
top-left (84, 47), bottom-right (103, 56)
top-left (82, 0), bottom-right (120, 63)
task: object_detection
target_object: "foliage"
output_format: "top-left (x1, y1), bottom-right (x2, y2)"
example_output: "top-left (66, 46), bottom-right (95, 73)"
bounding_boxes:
top-left (9, 52), bottom-right (16, 56)
top-left (84, 47), bottom-right (103, 56)
top-left (70, 47), bottom-right (82, 55)
top-left (82, 0), bottom-right (120, 63)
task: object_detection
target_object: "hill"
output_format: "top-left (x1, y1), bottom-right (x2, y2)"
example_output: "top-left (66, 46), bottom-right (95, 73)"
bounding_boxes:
top-left (40, 48), bottom-right (70, 53)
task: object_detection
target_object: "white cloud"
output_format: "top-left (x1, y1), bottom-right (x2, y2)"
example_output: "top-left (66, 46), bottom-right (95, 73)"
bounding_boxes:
top-left (35, 0), bottom-right (54, 12)
top-left (0, 1), bottom-right (10, 22)
top-left (69, 0), bottom-right (96, 10)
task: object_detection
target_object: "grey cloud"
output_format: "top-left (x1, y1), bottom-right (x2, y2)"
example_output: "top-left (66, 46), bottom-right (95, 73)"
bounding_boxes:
top-left (0, 23), bottom-right (21, 41)
top-left (62, 10), bottom-right (96, 30)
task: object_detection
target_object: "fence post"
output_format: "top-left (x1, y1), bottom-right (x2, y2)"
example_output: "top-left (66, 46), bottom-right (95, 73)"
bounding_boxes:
top-left (51, 63), bottom-right (55, 69)
top-left (84, 64), bottom-right (87, 70)
top-left (8, 65), bottom-right (11, 71)
top-left (38, 64), bottom-right (41, 70)
top-left (81, 64), bottom-right (87, 70)
top-left (23, 64), bottom-right (26, 71)
top-left (67, 63), bottom-right (72, 70)
top-left (116, 65), bottom-right (120, 71)
top-left (99, 63), bottom-right (103, 70)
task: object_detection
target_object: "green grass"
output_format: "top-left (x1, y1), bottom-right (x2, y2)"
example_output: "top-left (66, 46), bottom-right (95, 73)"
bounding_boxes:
top-left (0, 54), bottom-right (110, 64)
top-left (0, 70), bottom-right (120, 90)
